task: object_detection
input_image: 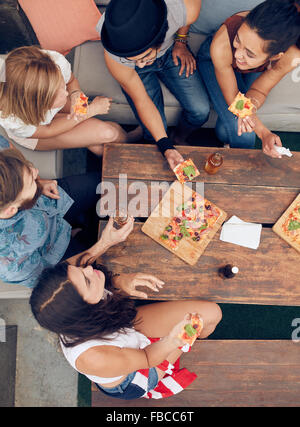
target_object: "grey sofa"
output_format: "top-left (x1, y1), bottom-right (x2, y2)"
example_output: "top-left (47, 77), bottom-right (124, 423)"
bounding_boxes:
top-left (74, 0), bottom-right (300, 133)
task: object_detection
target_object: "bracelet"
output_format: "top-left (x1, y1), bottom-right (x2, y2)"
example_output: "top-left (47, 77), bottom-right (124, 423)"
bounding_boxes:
top-left (156, 137), bottom-right (175, 156)
top-left (249, 97), bottom-right (260, 113)
top-left (175, 33), bottom-right (189, 38)
top-left (174, 38), bottom-right (188, 45)
top-left (248, 87), bottom-right (267, 98)
top-left (69, 89), bottom-right (81, 97)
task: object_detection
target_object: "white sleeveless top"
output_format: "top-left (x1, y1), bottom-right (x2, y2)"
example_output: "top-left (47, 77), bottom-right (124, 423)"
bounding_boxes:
top-left (60, 328), bottom-right (151, 384)
top-left (96, 0), bottom-right (187, 69)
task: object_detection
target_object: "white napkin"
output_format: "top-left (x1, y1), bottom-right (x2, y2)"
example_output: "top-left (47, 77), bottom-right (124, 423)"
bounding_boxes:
top-left (220, 215), bottom-right (262, 250)
top-left (274, 146), bottom-right (293, 157)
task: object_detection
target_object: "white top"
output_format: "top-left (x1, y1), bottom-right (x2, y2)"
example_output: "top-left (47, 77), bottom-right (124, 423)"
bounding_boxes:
top-left (0, 50), bottom-right (72, 149)
top-left (60, 328), bottom-right (151, 385)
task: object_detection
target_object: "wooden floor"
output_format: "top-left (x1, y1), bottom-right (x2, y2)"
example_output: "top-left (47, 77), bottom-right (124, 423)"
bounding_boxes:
top-left (92, 340), bottom-right (300, 407)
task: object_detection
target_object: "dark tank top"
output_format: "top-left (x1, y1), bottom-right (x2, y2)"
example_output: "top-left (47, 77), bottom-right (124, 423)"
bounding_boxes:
top-left (224, 14), bottom-right (269, 74)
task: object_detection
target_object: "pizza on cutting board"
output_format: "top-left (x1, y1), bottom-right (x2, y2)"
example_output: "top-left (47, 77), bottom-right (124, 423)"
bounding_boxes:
top-left (160, 191), bottom-right (222, 251)
top-left (273, 194), bottom-right (300, 253)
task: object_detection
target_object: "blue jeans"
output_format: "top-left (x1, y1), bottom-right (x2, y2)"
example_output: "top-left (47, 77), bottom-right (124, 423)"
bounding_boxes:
top-left (96, 367), bottom-right (159, 398)
top-left (197, 36), bottom-right (261, 148)
top-left (122, 46), bottom-right (210, 140)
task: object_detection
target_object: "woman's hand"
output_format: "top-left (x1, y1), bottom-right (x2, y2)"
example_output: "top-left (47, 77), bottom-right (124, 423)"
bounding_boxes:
top-left (261, 131), bottom-right (282, 158)
top-left (38, 179), bottom-right (60, 200)
top-left (164, 149), bottom-right (185, 171)
top-left (88, 96), bottom-right (112, 117)
top-left (168, 313), bottom-right (203, 347)
top-left (100, 216), bottom-right (134, 250)
top-left (68, 90), bottom-right (88, 122)
top-left (113, 273), bottom-right (165, 298)
top-left (237, 115), bottom-right (256, 136)
top-left (172, 43), bottom-right (196, 77)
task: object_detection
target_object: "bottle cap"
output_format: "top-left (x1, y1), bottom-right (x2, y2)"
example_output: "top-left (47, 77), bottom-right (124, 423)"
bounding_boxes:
top-left (232, 266), bottom-right (239, 274)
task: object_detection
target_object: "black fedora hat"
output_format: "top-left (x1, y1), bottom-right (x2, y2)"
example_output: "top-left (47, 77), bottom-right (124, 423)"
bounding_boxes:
top-left (101, 0), bottom-right (168, 57)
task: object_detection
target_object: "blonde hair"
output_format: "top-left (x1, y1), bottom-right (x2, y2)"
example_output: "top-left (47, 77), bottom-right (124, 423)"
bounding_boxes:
top-left (0, 46), bottom-right (62, 126)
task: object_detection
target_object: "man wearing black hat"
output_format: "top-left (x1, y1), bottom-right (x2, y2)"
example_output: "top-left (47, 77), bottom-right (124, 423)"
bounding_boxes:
top-left (97, 0), bottom-right (209, 172)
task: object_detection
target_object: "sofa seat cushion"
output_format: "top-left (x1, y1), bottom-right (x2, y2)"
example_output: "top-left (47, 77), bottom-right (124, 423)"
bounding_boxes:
top-left (73, 29), bottom-right (300, 132)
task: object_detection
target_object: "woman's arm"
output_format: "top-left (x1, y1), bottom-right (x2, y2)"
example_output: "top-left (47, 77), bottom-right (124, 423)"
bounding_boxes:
top-left (76, 315), bottom-right (191, 378)
top-left (246, 45), bottom-right (300, 109)
top-left (31, 97), bottom-right (111, 139)
top-left (66, 216), bottom-right (134, 266)
top-left (240, 46), bottom-right (300, 155)
top-left (112, 273), bottom-right (165, 298)
top-left (210, 25), bottom-right (239, 105)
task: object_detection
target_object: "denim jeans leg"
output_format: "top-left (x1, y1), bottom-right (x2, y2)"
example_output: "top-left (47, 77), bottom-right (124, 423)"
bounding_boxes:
top-left (197, 37), bottom-right (257, 148)
top-left (158, 48), bottom-right (210, 128)
top-left (122, 67), bottom-right (168, 141)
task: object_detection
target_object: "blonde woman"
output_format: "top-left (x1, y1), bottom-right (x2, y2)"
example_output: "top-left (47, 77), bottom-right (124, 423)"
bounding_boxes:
top-left (0, 46), bottom-right (141, 155)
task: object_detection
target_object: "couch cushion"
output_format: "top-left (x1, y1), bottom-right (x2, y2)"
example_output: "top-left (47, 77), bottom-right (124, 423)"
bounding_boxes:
top-left (73, 30), bottom-right (300, 132)
top-left (19, 0), bottom-right (101, 55)
top-left (190, 0), bottom-right (264, 35)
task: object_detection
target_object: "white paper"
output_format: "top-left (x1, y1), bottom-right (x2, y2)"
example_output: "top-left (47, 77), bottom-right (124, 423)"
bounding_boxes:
top-left (220, 215), bottom-right (262, 250)
top-left (274, 146), bottom-right (293, 157)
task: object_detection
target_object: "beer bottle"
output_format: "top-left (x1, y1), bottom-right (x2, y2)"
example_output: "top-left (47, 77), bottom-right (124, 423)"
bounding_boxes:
top-left (204, 152), bottom-right (223, 175)
top-left (218, 264), bottom-right (239, 279)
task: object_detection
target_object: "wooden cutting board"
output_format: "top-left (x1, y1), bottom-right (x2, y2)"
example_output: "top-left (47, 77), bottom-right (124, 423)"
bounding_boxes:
top-left (142, 181), bottom-right (227, 265)
top-left (272, 193), bottom-right (300, 254)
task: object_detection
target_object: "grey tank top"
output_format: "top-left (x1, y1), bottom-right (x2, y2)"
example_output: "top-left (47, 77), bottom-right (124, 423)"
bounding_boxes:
top-left (96, 0), bottom-right (187, 68)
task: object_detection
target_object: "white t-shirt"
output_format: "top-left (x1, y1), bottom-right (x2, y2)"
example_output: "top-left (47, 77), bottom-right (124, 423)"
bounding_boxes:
top-left (0, 50), bottom-right (72, 150)
top-left (60, 328), bottom-right (151, 385)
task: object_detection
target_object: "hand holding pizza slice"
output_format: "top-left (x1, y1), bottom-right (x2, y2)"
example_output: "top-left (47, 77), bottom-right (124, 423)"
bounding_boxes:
top-left (178, 313), bottom-right (203, 346)
top-left (228, 92), bottom-right (255, 119)
top-left (72, 92), bottom-right (89, 116)
top-left (173, 158), bottom-right (200, 184)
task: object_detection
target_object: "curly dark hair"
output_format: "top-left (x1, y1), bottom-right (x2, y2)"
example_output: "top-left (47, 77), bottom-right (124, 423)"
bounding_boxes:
top-left (29, 259), bottom-right (138, 348)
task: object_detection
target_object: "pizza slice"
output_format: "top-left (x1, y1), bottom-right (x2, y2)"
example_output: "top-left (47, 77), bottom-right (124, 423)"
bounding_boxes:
top-left (173, 159), bottom-right (200, 184)
top-left (281, 202), bottom-right (300, 244)
top-left (228, 92), bottom-right (254, 118)
top-left (178, 315), bottom-right (203, 346)
top-left (73, 92), bottom-right (89, 115)
top-left (160, 217), bottom-right (183, 250)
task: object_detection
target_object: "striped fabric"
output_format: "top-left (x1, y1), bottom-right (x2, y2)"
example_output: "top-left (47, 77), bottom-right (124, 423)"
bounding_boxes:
top-left (140, 337), bottom-right (197, 399)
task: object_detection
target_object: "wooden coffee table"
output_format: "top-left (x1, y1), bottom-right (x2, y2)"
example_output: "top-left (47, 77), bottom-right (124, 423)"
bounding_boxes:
top-left (98, 143), bottom-right (300, 306)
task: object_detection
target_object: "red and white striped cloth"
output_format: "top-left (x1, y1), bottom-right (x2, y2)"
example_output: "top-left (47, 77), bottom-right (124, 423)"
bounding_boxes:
top-left (133, 337), bottom-right (198, 399)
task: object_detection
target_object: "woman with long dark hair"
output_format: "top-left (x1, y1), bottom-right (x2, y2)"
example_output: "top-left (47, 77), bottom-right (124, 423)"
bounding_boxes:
top-left (30, 256), bottom-right (222, 400)
top-left (197, 0), bottom-right (300, 156)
